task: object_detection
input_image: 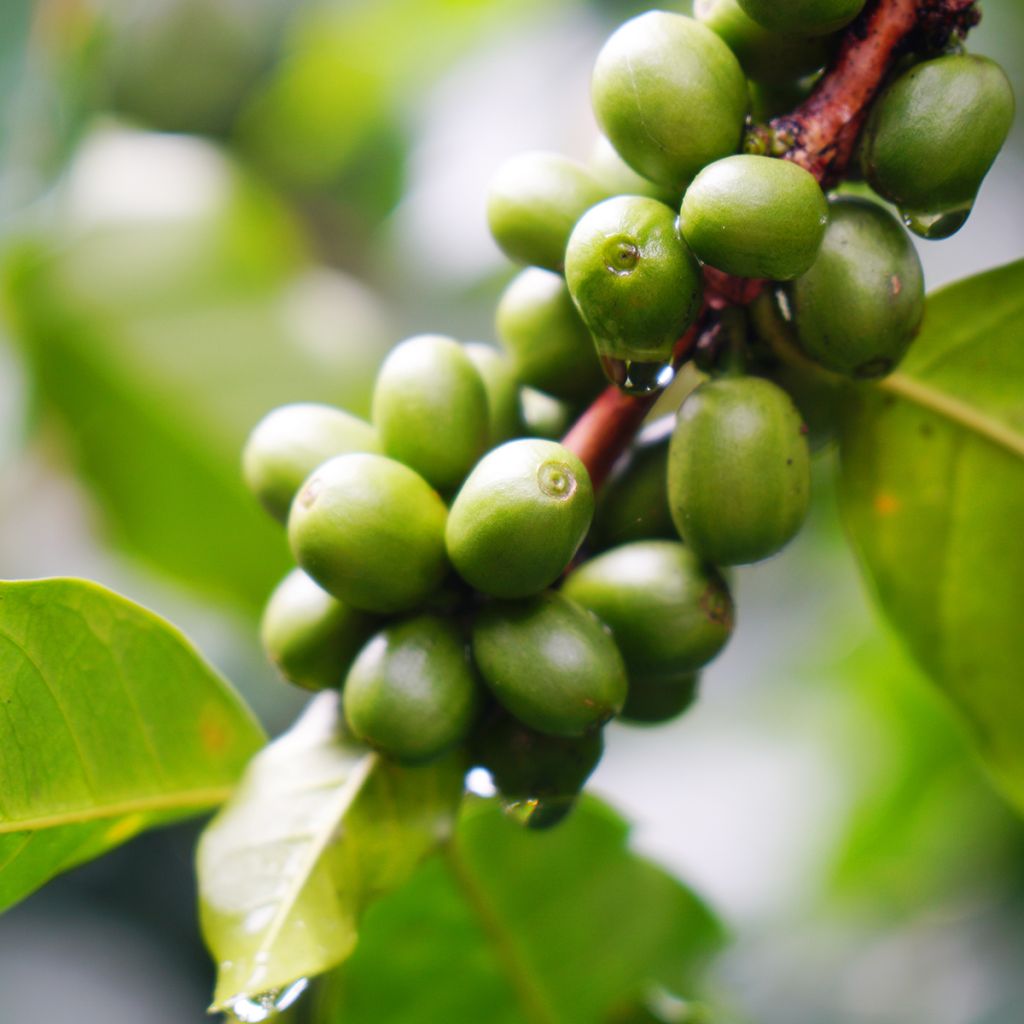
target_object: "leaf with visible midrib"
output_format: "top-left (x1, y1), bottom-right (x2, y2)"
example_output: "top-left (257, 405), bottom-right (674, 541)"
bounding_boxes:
top-left (312, 796), bottom-right (725, 1024)
top-left (197, 691), bottom-right (465, 1011)
top-left (0, 577), bottom-right (265, 914)
top-left (839, 259), bottom-right (1024, 811)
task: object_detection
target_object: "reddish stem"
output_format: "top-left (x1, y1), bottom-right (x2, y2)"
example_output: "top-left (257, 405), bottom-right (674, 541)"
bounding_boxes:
top-left (562, 0), bottom-right (979, 486)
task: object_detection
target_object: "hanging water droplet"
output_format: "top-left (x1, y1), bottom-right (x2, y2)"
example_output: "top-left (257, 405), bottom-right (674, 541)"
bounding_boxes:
top-left (600, 355), bottom-right (675, 395)
top-left (899, 204), bottom-right (971, 240)
top-left (501, 796), bottom-right (575, 830)
top-left (226, 978), bottom-right (309, 1023)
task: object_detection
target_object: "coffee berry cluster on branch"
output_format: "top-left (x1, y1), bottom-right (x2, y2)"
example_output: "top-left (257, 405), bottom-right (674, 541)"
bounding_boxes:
top-left (242, 0), bottom-right (1013, 829)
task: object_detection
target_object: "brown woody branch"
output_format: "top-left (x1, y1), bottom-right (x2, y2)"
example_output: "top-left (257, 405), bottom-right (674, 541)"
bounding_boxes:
top-left (562, 0), bottom-right (980, 487)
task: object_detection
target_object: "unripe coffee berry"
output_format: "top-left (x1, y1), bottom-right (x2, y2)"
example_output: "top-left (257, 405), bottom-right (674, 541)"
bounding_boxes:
top-left (446, 439), bottom-right (593, 599)
top-left (860, 54), bottom-right (1014, 239)
top-left (788, 197), bottom-right (924, 377)
top-left (592, 11), bottom-right (748, 191)
top-left (260, 569), bottom-right (375, 691)
top-left (566, 195), bottom-right (702, 394)
top-left (472, 592), bottom-right (627, 736)
top-left (668, 376), bottom-right (811, 565)
top-left (735, 0), bottom-right (865, 35)
top-left (372, 334), bottom-right (489, 491)
top-left (562, 540), bottom-right (734, 674)
top-left (496, 269), bottom-right (606, 403)
top-left (242, 403), bottom-right (379, 522)
top-left (288, 453), bottom-right (448, 613)
top-left (344, 615), bottom-right (480, 763)
top-left (680, 155), bottom-right (828, 280)
top-left (486, 151), bottom-right (608, 272)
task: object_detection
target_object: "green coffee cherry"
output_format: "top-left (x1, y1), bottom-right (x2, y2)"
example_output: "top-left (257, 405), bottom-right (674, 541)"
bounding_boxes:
top-left (591, 442), bottom-right (675, 549)
top-left (242, 403), bottom-right (379, 522)
top-left (495, 269), bottom-right (606, 403)
top-left (680, 155), bottom-right (828, 280)
top-left (591, 11), bottom-right (748, 191)
top-left (696, 0), bottom-right (830, 84)
top-left (588, 135), bottom-right (680, 207)
top-left (343, 615), bottom-right (480, 763)
top-left (519, 388), bottom-right (574, 440)
top-left (486, 151), bottom-right (608, 271)
top-left (471, 711), bottom-right (603, 829)
top-left (668, 377), bottom-right (811, 564)
top-left (446, 439), bottom-right (593, 599)
top-left (621, 671), bottom-right (699, 725)
top-left (565, 196), bottom-right (702, 394)
top-left (735, 0), bottom-right (865, 35)
top-left (860, 55), bottom-right (1014, 239)
top-left (563, 541), bottom-right (734, 673)
top-left (464, 342), bottom-right (524, 448)
top-left (371, 334), bottom-right (488, 492)
top-left (472, 592), bottom-right (627, 736)
top-left (288, 453), bottom-right (448, 613)
top-left (788, 197), bottom-right (924, 377)
top-left (260, 569), bottom-right (375, 691)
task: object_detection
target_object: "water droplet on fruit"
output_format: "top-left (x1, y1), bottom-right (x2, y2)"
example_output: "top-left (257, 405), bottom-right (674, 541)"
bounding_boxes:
top-left (226, 978), bottom-right (309, 1023)
top-left (502, 796), bottom-right (575, 830)
top-left (600, 356), bottom-right (675, 395)
top-left (899, 204), bottom-right (971, 240)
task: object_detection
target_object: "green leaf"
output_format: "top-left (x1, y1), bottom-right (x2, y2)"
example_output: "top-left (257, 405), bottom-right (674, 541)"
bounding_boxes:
top-left (311, 797), bottom-right (724, 1024)
top-left (197, 691), bottom-right (465, 1012)
top-left (0, 577), bottom-right (265, 914)
top-left (838, 259), bottom-right (1024, 811)
top-left (1, 139), bottom-right (391, 612)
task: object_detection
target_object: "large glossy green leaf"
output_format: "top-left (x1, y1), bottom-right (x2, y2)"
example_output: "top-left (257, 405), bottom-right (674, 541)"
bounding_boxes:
top-left (838, 259), bottom-right (1024, 811)
top-left (0, 577), bottom-right (265, 914)
top-left (197, 692), bottom-right (465, 1012)
top-left (310, 797), bottom-right (724, 1024)
top-left (1, 135), bottom-right (391, 612)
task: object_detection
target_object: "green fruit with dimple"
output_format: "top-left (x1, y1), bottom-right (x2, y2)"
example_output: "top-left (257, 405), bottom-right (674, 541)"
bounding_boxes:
top-left (495, 269), bottom-right (606, 402)
top-left (621, 671), bottom-right (700, 725)
top-left (592, 11), bottom-right (748, 191)
top-left (260, 569), bottom-right (375, 691)
top-left (372, 334), bottom-right (488, 492)
top-left (242, 403), bottom-right (379, 522)
top-left (288, 453), bottom-right (448, 613)
top-left (788, 197), bottom-right (924, 377)
top-left (860, 54), bottom-right (1014, 239)
top-left (471, 711), bottom-right (604, 829)
top-left (668, 377), bottom-right (811, 565)
top-left (680, 155), bottom-right (828, 280)
top-left (343, 615), bottom-right (480, 763)
top-left (563, 541), bottom-right (734, 674)
top-left (446, 439), bottom-right (593, 599)
top-left (736, 0), bottom-right (865, 35)
top-left (486, 151), bottom-right (609, 271)
top-left (696, 0), bottom-right (830, 84)
top-left (472, 592), bottom-right (627, 736)
top-left (591, 442), bottom-right (675, 549)
top-left (565, 196), bottom-right (702, 394)
top-left (464, 342), bottom-right (523, 448)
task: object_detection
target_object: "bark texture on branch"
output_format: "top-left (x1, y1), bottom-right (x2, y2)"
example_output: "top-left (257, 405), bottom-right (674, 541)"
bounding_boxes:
top-left (562, 0), bottom-right (980, 486)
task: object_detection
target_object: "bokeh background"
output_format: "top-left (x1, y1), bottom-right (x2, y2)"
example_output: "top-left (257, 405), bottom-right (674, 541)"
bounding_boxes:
top-left (1, 1), bottom-right (1023, 1021)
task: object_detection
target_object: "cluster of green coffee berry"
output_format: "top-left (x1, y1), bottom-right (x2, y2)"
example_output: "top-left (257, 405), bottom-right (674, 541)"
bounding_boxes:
top-left (243, 0), bottom-right (1013, 828)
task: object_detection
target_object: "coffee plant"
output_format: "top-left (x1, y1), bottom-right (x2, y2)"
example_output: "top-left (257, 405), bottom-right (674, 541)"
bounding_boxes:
top-left (1, 0), bottom-right (1022, 1021)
